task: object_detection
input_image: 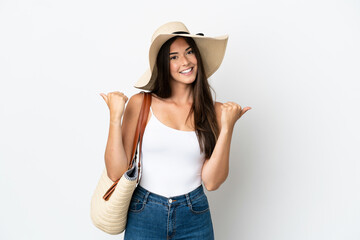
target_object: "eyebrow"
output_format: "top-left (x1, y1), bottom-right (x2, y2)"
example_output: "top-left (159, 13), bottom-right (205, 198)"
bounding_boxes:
top-left (169, 47), bottom-right (192, 55)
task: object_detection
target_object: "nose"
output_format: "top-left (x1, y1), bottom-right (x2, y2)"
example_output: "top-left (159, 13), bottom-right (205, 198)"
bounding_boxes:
top-left (180, 55), bottom-right (190, 66)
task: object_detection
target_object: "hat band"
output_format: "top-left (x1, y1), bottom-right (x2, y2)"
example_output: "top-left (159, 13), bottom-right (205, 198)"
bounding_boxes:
top-left (172, 31), bottom-right (204, 36)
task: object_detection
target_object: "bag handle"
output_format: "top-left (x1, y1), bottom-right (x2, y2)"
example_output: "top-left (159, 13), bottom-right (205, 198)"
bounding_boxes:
top-left (102, 91), bottom-right (152, 201)
top-left (135, 92), bottom-right (152, 182)
top-left (129, 91), bottom-right (152, 171)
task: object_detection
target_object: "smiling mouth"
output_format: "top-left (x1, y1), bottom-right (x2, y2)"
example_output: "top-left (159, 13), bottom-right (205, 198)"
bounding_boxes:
top-left (180, 67), bottom-right (193, 74)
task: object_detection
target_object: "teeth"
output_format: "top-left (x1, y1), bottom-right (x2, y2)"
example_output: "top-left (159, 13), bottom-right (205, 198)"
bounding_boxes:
top-left (180, 68), bottom-right (192, 74)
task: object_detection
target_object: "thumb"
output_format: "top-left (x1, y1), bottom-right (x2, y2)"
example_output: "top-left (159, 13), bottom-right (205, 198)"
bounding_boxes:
top-left (99, 93), bottom-right (108, 103)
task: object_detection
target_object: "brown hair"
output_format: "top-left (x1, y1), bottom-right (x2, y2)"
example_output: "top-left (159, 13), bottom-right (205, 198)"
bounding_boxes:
top-left (151, 36), bottom-right (219, 159)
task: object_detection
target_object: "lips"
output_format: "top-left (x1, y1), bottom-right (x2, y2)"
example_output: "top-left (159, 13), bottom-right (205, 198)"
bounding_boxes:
top-left (180, 67), bottom-right (193, 74)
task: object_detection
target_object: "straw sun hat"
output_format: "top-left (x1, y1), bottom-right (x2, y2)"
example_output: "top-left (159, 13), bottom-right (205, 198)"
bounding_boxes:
top-left (134, 21), bottom-right (229, 90)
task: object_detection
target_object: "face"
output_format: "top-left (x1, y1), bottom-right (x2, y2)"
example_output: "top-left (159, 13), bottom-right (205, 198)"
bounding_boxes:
top-left (168, 37), bottom-right (198, 86)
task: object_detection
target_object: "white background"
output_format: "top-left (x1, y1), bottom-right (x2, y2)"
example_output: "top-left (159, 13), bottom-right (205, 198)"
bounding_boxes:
top-left (1, 0), bottom-right (359, 239)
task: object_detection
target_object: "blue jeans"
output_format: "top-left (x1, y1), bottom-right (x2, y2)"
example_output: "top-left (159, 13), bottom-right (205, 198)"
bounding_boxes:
top-left (124, 184), bottom-right (215, 240)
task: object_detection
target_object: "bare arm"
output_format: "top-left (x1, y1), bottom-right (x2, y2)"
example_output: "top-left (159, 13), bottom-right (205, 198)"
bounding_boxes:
top-left (103, 121), bottom-right (128, 182)
top-left (201, 125), bottom-right (233, 191)
top-left (101, 92), bottom-right (143, 182)
top-left (201, 101), bottom-right (251, 191)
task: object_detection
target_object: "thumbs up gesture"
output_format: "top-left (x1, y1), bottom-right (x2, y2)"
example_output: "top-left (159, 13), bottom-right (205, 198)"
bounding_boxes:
top-left (220, 102), bottom-right (251, 130)
top-left (99, 91), bottom-right (128, 124)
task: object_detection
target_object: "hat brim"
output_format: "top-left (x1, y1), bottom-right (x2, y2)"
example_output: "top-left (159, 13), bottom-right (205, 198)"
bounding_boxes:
top-left (134, 33), bottom-right (229, 90)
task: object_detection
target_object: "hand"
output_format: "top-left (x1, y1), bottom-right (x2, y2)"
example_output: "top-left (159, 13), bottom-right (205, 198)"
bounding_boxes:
top-left (99, 91), bottom-right (128, 123)
top-left (220, 102), bottom-right (251, 130)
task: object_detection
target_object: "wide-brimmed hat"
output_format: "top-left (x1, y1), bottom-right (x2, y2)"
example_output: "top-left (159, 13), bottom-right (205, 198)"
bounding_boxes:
top-left (134, 21), bottom-right (229, 90)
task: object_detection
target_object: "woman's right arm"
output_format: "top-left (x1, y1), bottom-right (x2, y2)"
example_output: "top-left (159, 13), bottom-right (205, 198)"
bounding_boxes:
top-left (100, 92), bottom-right (144, 182)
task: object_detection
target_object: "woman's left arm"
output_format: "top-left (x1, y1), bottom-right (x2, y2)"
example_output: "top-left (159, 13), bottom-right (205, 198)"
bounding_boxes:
top-left (201, 101), bottom-right (251, 191)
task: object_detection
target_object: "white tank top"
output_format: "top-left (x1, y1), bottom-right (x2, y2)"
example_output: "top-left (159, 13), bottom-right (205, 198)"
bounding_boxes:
top-left (139, 106), bottom-right (206, 198)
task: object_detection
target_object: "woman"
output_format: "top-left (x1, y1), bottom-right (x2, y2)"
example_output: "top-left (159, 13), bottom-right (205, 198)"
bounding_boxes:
top-left (100, 22), bottom-right (251, 239)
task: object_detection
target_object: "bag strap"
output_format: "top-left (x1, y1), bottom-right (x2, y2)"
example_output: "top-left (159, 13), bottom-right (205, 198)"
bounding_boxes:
top-left (135, 92), bottom-right (152, 183)
top-left (128, 91), bottom-right (152, 171)
top-left (102, 91), bottom-right (152, 201)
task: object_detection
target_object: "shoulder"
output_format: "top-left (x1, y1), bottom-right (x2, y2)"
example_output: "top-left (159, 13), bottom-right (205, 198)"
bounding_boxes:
top-left (128, 92), bottom-right (145, 105)
top-left (122, 92), bottom-right (147, 120)
top-left (126, 92), bottom-right (147, 109)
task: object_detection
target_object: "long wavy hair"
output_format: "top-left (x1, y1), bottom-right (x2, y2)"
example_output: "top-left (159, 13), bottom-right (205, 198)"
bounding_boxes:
top-left (151, 36), bottom-right (219, 159)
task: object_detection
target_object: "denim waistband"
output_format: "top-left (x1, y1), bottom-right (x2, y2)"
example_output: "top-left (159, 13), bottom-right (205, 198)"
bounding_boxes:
top-left (133, 184), bottom-right (205, 206)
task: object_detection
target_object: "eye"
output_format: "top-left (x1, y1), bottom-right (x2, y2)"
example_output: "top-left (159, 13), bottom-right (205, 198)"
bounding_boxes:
top-left (170, 55), bottom-right (177, 60)
top-left (187, 50), bottom-right (193, 55)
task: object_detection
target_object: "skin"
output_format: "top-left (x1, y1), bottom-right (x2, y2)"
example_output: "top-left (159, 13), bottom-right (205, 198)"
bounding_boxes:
top-left (99, 37), bottom-right (252, 191)
top-left (168, 37), bottom-right (198, 103)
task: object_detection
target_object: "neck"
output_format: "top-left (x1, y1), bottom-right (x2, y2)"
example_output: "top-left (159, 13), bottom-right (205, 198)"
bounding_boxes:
top-left (168, 81), bottom-right (193, 106)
